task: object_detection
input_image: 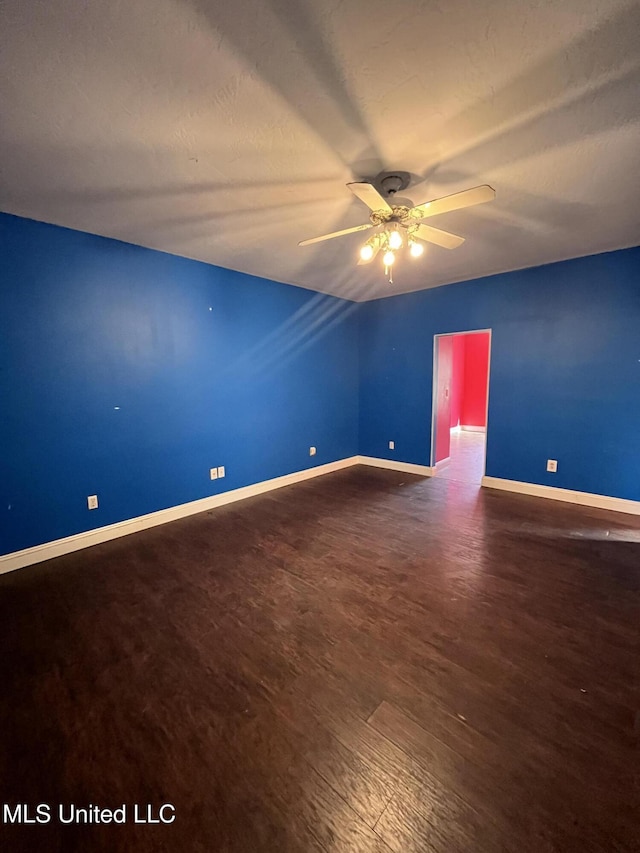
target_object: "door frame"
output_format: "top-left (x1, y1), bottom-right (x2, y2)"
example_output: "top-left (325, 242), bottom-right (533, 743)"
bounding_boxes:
top-left (430, 328), bottom-right (492, 475)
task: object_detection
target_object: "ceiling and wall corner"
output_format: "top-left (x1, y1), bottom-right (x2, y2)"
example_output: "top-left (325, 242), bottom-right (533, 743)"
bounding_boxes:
top-left (1, 0), bottom-right (639, 302)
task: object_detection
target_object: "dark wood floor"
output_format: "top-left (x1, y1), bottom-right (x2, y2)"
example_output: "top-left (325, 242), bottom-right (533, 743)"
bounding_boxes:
top-left (1, 466), bottom-right (639, 852)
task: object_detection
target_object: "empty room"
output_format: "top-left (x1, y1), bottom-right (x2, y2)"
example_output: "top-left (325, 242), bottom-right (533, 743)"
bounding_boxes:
top-left (1, 0), bottom-right (639, 850)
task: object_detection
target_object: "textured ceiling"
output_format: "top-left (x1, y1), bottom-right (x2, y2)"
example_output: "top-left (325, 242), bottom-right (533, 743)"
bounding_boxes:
top-left (1, 0), bottom-right (639, 301)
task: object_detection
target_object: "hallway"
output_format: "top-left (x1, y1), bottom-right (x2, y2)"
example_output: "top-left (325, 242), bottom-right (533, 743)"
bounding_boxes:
top-left (434, 429), bottom-right (486, 485)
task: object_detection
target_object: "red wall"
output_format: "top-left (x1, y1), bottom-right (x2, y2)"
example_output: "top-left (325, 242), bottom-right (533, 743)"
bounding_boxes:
top-left (435, 331), bottom-right (489, 463)
top-left (450, 335), bottom-right (465, 428)
top-left (460, 332), bottom-right (489, 427)
top-left (434, 335), bottom-right (452, 463)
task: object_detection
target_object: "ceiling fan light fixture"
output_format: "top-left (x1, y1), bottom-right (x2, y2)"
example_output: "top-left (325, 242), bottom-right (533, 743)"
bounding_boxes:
top-left (359, 243), bottom-right (374, 261)
top-left (382, 250), bottom-right (395, 267)
top-left (409, 240), bottom-right (424, 257)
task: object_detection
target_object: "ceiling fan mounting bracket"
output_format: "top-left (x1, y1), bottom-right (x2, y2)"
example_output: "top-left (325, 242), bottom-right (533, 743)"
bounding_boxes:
top-left (374, 171), bottom-right (411, 197)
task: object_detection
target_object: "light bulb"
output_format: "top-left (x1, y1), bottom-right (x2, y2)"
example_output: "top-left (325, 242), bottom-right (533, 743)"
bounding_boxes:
top-left (359, 244), bottom-right (374, 261)
top-left (388, 229), bottom-right (403, 250)
top-left (409, 240), bottom-right (424, 257)
top-left (383, 250), bottom-right (395, 266)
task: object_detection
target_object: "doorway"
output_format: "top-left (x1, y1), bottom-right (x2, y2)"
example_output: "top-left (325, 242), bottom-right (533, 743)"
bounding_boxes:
top-left (431, 330), bottom-right (491, 484)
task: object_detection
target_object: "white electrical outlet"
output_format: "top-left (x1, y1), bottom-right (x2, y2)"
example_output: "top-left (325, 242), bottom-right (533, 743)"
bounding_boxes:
top-left (210, 468), bottom-right (218, 480)
top-left (389, 441), bottom-right (395, 450)
top-left (217, 466), bottom-right (225, 478)
top-left (547, 459), bottom-right (558, 473)
top-left (309, 446), bottom-right (316, 456)
top-left (87, 495), bottom-right (98, 510)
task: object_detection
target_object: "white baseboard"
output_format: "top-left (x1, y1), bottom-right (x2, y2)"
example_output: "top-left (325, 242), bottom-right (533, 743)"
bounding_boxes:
top-left (356, 456), bottom-right (434, 477)
top-left (0, 457), bottom-right (359, 575)
top-left (1, 455), bottom-right (436, 575)
top-left (10, 462), bottom-right (635, 576)
top-left (482, 476), bottom-right (640, 516)
top-left (434, 456), bottom-right (450, 470)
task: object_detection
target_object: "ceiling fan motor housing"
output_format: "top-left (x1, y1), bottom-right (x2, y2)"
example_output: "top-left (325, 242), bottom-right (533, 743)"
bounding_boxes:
top-left (369, 206), bottom-right (413, 226)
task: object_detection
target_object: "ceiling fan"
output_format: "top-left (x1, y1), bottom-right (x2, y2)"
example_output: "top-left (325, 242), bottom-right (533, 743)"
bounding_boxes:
top-left (299, 172), bottom-right (496, 283)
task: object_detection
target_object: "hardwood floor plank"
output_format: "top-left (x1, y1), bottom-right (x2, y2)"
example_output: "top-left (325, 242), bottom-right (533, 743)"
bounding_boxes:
top-left (271, 693), bottom-right (399, 828)
top-left (368, 699), bottom-right (637, 853)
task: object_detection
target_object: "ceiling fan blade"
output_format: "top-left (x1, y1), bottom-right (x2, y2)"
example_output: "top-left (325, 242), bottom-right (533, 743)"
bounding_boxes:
top-left (413, 223), bottom-right (465, 249)
top-left (357, 233), bottom-right (383, 265)
top-left (410, 185), bottom-right (495, 221)
top-left (298, 223), bottom-right (373, 247)
top-left (347, 182), bottom-right (393, 213)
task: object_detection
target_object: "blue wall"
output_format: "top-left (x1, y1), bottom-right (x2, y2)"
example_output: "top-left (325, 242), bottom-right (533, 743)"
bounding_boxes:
top-left (0, 214), bottom-right (358, 556)
top-left (359, 247), bottom-right (640, 502)
top-left (3, 210), bottom-right (639, 559)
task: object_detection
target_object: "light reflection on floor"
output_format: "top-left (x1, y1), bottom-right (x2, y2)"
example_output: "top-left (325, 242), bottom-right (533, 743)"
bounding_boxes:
top-left (517, 524), bottom-right (640, 542)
